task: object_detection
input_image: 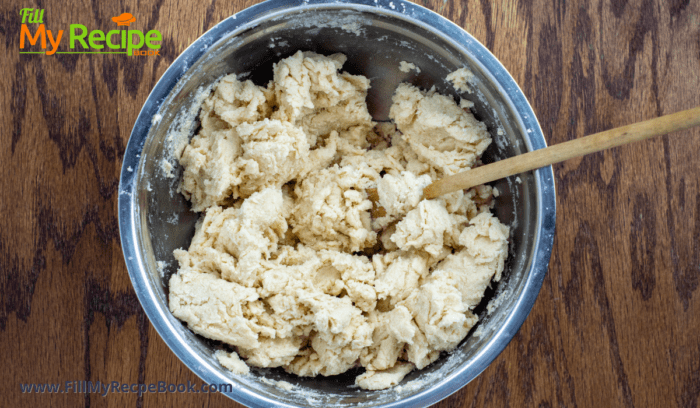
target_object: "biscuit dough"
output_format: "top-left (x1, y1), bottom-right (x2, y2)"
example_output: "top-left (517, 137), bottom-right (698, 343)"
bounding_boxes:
top-left (398, 61), bottom-right (421, 74)
top-left (215, 350), bottom-right (250, 375)
top-left (446, 67), bottom-right (475, 93)
top-left (169, 51), bottom-right (509, 390)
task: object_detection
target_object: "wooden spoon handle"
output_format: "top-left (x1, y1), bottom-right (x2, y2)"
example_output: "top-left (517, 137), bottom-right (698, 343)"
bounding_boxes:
top-left (423, 106), bottom-right (700, 200)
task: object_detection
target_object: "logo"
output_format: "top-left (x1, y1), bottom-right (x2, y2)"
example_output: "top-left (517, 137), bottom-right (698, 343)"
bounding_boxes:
top-left (112, 13), bottom-right (136, 27)
top-left (19, 8), bottom-right (162, 56)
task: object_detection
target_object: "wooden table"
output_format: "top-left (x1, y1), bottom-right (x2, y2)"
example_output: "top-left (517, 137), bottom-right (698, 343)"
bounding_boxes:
top-left (2, 0), bottom-right (699, 407)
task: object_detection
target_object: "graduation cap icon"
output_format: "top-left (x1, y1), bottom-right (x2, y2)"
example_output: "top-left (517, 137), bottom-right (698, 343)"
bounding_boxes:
top-left (112, 13), bottom-right (136, 26)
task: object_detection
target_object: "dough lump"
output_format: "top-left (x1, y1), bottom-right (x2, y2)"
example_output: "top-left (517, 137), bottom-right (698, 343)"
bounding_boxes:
top-left (446, 67), bottom-right (475, 93)
top-left (169, 51), bottom-right (509, 390)
top-left (398, 61), bottom-right (421, 74)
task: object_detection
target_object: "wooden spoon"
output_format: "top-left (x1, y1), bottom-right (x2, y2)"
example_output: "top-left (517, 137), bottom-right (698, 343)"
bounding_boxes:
top-left (422, 106), bottom-right (700, 200)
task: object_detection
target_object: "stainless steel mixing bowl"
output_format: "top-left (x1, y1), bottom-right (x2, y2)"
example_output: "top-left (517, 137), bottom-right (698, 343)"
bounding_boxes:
top-left (118, 0), bottom-right (556, 406)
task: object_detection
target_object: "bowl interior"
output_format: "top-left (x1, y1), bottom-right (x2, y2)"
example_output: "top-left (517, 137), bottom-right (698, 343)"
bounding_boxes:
top-left (128, 3), bottom-right (547, 407)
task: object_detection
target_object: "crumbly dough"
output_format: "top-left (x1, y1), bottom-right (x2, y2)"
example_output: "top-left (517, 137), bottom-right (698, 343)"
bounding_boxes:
top-left (215, 350), bottom-right (250, 375)
top-left (389, 83), bottom-right (491, 176)
top-left (169, 51), bottom-right (509, 391)
top-left (446, 67), bottom-right (475, 93)
top-left (398, 61), bottom-right (421, 74)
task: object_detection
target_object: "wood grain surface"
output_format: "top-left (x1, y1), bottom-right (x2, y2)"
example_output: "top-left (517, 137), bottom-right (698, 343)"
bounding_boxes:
top-left (1, 0), bottom-right (699, 407)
